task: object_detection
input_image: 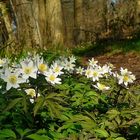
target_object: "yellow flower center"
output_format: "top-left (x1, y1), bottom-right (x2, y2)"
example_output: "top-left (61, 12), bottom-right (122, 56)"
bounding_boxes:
top-left (8, 75), bottom-right (17, 84)
top-left (49, 75), bottom-right (55, 81)
top-left (98, 84), bottom-right (106, 90)
top-left (38, 64), bottom-right (47, 72)
top-left (54, 67), bottom-right (60, 73)
top-left (93, 71), bottom-right (98, 77)
top-left (24, 67), bottom-right (32, 74)
top-left (123, 75), bottom-right (129, 82)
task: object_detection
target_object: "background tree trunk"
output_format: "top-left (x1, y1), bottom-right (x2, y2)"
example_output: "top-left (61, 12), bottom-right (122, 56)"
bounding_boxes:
top-left (32, 0), bottom-right (47, 47)
top-left (136, 0), bottom-right (140, 24)
top-left (74, 0), bottom-right (85, 44)
top-left (46, 0), bottom-right (64, 45)
top-left (10, 0), bottom-right (42, 48)
top-left (0, 2), bottom-right (14, 41)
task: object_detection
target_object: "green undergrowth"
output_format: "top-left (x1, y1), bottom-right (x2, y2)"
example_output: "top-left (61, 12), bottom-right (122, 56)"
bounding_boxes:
top-left (72, 39), bottom-right (140, 57)
top-left (0, 53), bottom-right (140, 140)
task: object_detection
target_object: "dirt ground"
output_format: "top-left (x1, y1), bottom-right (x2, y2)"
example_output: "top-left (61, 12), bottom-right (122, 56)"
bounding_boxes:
top-left (94, 52), bottom-right (140, 84)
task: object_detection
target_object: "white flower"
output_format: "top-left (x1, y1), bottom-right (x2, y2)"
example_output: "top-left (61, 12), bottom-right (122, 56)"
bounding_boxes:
top-left (93, 82), bottom-right (110, 91)
top-left (98, 64), bottom-right (112, 76)
top-left (69, 55), bottom-right (76, 63)
top-left (45, 70), bottom-right (61, 85)
top-left (1, 68), bottom-right (23, 90)
top-left (76, 66), bottom-right (84, 75)
top-left (85, 67), bottom-right (93, 78)
top-left (51, 62), bottom-right (64, 75)
top-left (25, 88), bottom-right (40, 103)
top-left (91, 68), bottom-right (102, 82)
top-left (112, 71), bottom-right (118, 78)
top-left (88, 58), bottom-right (98, 68)
top-left (120, 67), bottom-right (132, 75)
top-left (20, 60), bottom-right (37, 79)
top-left (0, 58), bottom-right (6, 67)
top-left (34, 55), bottom-right (48, 74)
top-left (107, 63), bottom-right (115, 69)
top-left (0, 58), bottom-right (8, 68)
top-left (62, 59), bottom-right (75, 72)
top-left (38, 63), bottom-right (48, 73)
top-left (117, 74), bottom-right (136, 87)
top-left (117, 68), bottom-right (136, 86)
top-left (25, 88), bottom-right (36, 98)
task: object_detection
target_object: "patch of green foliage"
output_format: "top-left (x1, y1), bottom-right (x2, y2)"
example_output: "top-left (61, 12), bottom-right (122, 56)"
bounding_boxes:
top-left (72, 38), bottom-right (140, 57)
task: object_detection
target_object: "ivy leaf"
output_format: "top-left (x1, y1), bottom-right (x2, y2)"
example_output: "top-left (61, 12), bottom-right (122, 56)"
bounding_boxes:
top-left (0, 129), bottom-right (16, 138)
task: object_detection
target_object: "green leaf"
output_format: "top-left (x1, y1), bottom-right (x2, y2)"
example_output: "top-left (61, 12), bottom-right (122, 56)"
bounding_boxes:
top-left (27, 134), bottom-right (51, 140)
top-left (56, 84), bottom-right (70, 90)
top-left (3, 98), bottom-right (22, 112)
top-left (114, 137), bottom-right (126, 140)
top-left (46, 101), bottom-right (63, 117)
top-left (50, 131), bottom-right (66, 139)
top-left (57, 123), bottom-right (75, 132)
top-left (22, 96), bottom-right (28, 113)
top-left (33, 96), bottom-right (44, 116)
top-left (16, 128), bottom-right (31, 137)
top-left (45, 93), bottom-right (57, 99)
top-left (86, 91), bottom-right (98, 96)
top-left (73, 83), bottom-right (85, 91)
top-left (0, 129), bottom-right (16, 138)
top-left (94, 129), bottom-right (109, 138)
top-left (107, 109), bottom-right (120, 120)
top-left (69, 114), bottom-right (92, 122)
top-left (59, 114), bottom-right (70, 121)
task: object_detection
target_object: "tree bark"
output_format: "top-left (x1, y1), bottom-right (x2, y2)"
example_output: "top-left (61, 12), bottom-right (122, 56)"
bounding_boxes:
top-left (46, 0), bottom-right (64, 45)
top-left (0, 2), bottom-right (14, 41)
top-left (136, 0), bottom-right (140, 24)
top-left (10, 0), bottom-right (42, 48)
top-left (74, 0), bottom-right (85, 44)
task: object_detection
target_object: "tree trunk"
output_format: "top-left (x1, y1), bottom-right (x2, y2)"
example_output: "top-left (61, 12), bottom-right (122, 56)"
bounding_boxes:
top-left (0, 2), bottom-right (14, 41)
top-left (46, 0), bottom-right (64, 45)
top-left (32, 0), bottom-right (47, 47)
top-left (74, 0), bottom-right (85, 44)
top-left (10, 0), bottom-right (42, 48)
top-left (136, 0), bottom-right (140, 24)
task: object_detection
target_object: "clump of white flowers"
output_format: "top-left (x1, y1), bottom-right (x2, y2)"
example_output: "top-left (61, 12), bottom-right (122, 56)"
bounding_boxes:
top-left (0, 54), bottom-right (136, 103)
